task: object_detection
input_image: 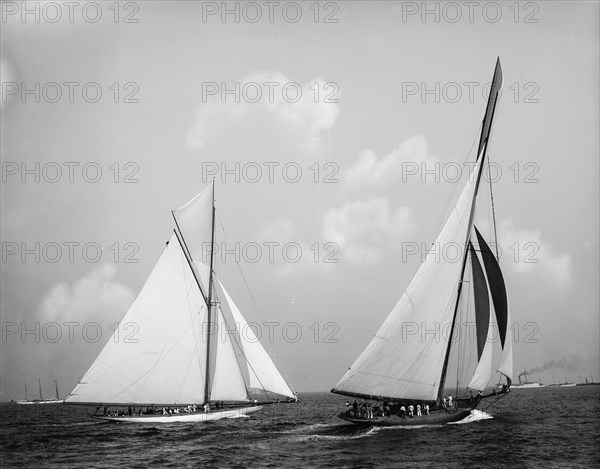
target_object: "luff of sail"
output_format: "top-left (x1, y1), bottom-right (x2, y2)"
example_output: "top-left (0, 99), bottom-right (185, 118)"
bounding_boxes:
top-left (332, 156), bottom-right (485, 402)
top-left (66, 233), bottom-right (208, 405)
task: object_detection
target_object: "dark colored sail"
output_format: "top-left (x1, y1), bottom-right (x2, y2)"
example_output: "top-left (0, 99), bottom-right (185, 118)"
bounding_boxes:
top-left (474, 227), bottom-right (508, 349)
top-left (477, 58), bottom-right (503, 161)
top-left (469, 242), bottom-right (490, 360)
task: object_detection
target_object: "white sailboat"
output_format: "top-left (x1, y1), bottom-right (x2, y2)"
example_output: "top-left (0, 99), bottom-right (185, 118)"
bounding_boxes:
top-left (16, 379), bottom-right (64, 405)
top-left (331, 58), bottom-right (513, 426)
top-left (65, 184), bottom-right (296, 422)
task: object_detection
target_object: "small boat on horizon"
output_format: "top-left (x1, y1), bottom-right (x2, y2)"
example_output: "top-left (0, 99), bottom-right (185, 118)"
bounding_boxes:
top-left (15, 380), bottom-right (64, 405)
top-left (558, 371), bottom-right (576, 387)
top-left (576, 376), bottom-right (600, 386)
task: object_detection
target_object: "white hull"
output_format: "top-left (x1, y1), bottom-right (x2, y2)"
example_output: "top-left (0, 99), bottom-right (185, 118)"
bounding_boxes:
top-left (559, 383), bottom-right (576, 387)
top-left (16, 400), bottom-right (64, 405)
top-left (511, 383), bottom-right (541, 389)
top-left (96, 405), bottom-right (262, 423)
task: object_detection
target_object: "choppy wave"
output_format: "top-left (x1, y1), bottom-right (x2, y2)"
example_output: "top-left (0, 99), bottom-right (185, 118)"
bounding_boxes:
top-left (449, 408), bottom-right (494, 424)
top-left (1, 388), bottom-right (599, 468)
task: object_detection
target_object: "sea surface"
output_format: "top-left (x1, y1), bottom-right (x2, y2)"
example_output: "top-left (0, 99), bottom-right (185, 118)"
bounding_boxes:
top-left (1, 386), bottom-right (599, 468)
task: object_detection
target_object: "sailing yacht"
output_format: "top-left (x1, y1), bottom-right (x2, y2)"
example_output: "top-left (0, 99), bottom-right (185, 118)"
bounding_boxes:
top-left (331, 58), bottom-right (513, 426)
top-left (16, 380), bottom-right (64, 405)
top-left (559, 372), bottom-right (576, 387)
top-left (65, 184), bottom-right (296, 422)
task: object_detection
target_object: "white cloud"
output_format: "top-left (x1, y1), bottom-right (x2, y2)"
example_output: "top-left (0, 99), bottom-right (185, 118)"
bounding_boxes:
top-left (496, 218), bottom-right (573, 290)
top-left (321, 135), bottom-right (431, 265)
top-left (344, 134), bottom-right (439, 189)
top-left (323, 197), bottom-right (414, 264)
top-left (186, 71), bottom-right (340, 152)
top-left (38, 264), bottom-right (135, 324)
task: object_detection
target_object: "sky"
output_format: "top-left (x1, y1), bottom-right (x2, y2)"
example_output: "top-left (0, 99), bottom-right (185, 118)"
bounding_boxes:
top-left (0, 1), bottom-right (598, 400)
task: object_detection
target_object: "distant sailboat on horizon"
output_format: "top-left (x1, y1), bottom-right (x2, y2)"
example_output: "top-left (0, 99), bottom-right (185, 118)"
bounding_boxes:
top-left (65, 184), bottom-right (296, 423)
top-left (331, 58), bottom-right (513, 426)
top-left (559, 371), bottom-right (576, 387)
top-left (16, 379), bottom-right (64, 405)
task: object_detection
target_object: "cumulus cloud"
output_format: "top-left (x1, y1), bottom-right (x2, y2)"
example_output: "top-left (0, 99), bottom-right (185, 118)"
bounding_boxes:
top-left (343, 134), bottom-right (439, 189)
top-left (320, 135), bottom-right (433, 265)
top-left (323, 197), bottom-right (415, 264)
top-left (496, 218), bottom-right (573, 290)
top-left (38, 264), bottom-right (135, 324)
top-left (186, 71), bottom-right (340, 152)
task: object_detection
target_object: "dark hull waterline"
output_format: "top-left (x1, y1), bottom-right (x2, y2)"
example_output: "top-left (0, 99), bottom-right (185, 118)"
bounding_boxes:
top-left (338, 408), bottom-right (473, 427)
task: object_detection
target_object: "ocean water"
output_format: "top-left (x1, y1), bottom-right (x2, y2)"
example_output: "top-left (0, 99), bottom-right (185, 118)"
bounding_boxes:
top-left (1, 386), bottom-right (599, 468)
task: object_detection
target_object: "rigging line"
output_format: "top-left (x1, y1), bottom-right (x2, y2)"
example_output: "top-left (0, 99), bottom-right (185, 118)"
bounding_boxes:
top-left (215, 213), bottom-right (262, 319)
top-left (358, 124), bottom-right (486, 327)
top-left (486, 154), bottom-right (500, 259)
top-left (481, 390), bottom-right (510, 411)
top-left (214, 214), bottom-right (293, 390)
top-left (352, 124), bottom-right (483, 326)
top-left (429, 121), bottom-right (484, 247)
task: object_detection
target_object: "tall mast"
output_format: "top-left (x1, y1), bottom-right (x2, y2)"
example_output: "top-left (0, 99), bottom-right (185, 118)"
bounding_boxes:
top-left (55, 380), bottom-right (59, 400)
top-left (436, 58), bottom-right (503, 404)
top-left (171, 182), bottom-right (215, 404)
top-left (203, 182), bottom-right (216, 405)
top-left (38, 379), bottom-right (42, 400)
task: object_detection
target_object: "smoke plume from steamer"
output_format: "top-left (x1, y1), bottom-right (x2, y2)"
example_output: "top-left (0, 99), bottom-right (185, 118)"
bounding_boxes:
top-left (518, 356), bottom-right (580, 380)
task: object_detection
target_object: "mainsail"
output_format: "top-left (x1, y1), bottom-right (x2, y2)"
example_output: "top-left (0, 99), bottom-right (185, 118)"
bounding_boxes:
top-left (66, 183), bottom-right (294, 406)
top-left (331, 58), bottom-right (512, 404)
top-left (67, 233), bottom-right (208, 405)
top-left (332, 158), bottom-right (484, 402)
